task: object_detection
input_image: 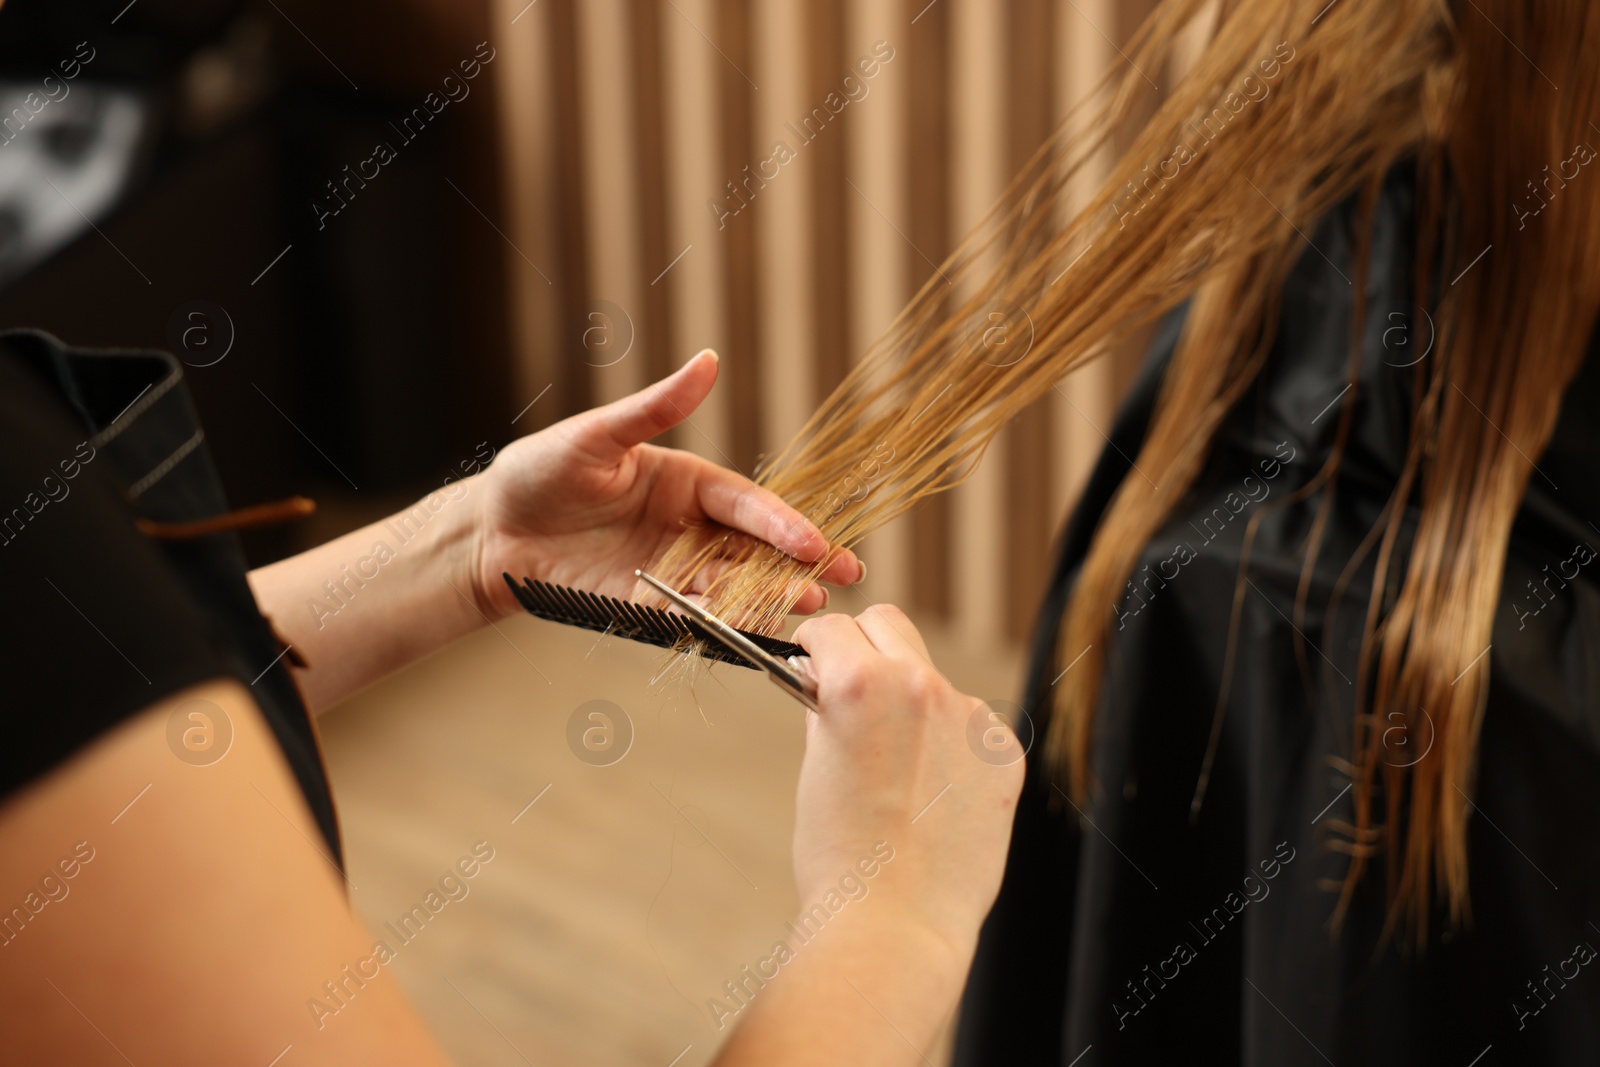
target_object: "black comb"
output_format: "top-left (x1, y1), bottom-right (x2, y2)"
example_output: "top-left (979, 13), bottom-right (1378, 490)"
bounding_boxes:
top-left (502, 572), bottom-right (803, 669)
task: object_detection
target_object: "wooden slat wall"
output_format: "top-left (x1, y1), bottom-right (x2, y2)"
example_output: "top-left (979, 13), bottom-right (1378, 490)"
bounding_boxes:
top-left (753, 0), bottom-right (814, 453)
top-left (1105, 0), bottom-right (1166, 408)
top-left (1002, 0), bottom-right (1059, 638)
top-left (806, 0), bottom-right (854, 409)
top-left (905, 0), bottom-right (953, 618)
top-left (715, 0), bottom-right (765, 472)
top-left (495, 0), bottom-right (1163, 640)
top-left (544, 0), bottom-right (595, 416)
top-left (630, 0), bottom-right (678, 405)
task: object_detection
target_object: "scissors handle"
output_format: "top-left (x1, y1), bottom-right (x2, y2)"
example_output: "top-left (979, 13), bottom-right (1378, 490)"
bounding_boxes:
top-left (782, 654), bottom-right (820, 710)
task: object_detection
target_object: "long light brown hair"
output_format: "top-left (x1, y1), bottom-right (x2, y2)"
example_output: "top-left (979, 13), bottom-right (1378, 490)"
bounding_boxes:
top-left (651, 0), bottom-right (1600, 939)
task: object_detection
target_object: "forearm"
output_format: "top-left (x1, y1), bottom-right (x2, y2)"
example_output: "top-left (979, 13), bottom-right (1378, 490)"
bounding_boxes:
top-left (247, 478), bottom-right (489, 713)
top-left (713, 903), bottom-right (970, 1067)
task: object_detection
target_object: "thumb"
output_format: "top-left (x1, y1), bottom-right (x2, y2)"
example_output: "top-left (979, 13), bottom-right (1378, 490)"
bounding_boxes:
top-left (589, 349), bottom-right (718, 455)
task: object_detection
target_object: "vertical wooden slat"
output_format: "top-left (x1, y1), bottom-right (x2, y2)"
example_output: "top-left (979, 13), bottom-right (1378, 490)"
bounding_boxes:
top-left (1052, 0), bottom-right (1111, 524)
top-left (849, 0), bottom-right (912, 610)
top-left (577, 0), bottom-right (646, 406)
top-left (715, 0), bottom-right (763, 472)
top-left (1002, 0), bottom-right (1057, 638)
top-left (491, 0), bottom-right (563, 434)
top-left (1052, 0), bottom-right (1173, 546)
top-left (1108, 0), bottom-right (1164, 405)
top-left (807, 0), bottom-right (853, 404)
top-left (754, 0), bottom-right (815, 454)
top-left (906, 0), bottom-right (954, 618)
top-left (631, 0), bottom-right (677, 437)
top-left (950, 0), bottom-right (1009, 645)
top-left (662, 0), bottom-right (733, 466)
top-left (547, 0), bottom-right (594, 418)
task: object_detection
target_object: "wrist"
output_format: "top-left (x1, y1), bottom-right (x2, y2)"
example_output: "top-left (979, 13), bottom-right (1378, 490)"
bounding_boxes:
top-left (712, 885), bottom-right (973, 1065)
top-left (242, 474), bottom-right (492, 711)
top-left (436, 470), bottom-right (500, 620)
top-left (790, 883), bottom-right (974, 990)
top-left (797, 851), bottom-right (985, 973)
top-left (863, 886), bottom-right (981, 974)
top-left (361, 473), bottom-right (492, 636)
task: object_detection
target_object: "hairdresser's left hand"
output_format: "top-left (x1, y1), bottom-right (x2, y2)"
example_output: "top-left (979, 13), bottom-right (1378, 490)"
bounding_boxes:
top-left (467, 349), bottom-right (863, 620)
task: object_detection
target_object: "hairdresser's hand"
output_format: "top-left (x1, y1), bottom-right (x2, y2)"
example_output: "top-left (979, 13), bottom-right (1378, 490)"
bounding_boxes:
top-left (791, 607), bottom-right (1024, 962)
top-left (468, 350), bottom-right (862, 621)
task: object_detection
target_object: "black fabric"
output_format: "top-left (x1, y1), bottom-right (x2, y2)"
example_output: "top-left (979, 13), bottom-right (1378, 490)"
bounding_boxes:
top-left (953, 168), bottom-right (1600, 1064)
top-left (0, 330), bottom-right (342, 863)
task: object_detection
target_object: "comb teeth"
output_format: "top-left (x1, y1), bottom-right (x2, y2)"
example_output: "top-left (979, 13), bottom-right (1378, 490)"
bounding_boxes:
top-left (502, 572), bottom-right (803, 670)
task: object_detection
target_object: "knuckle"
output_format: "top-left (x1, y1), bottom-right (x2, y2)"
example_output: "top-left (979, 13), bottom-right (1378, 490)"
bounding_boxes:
top-left (830, 665), bottom-right (873, 703)
top-left (901, 663), bottom-right (945, 707)
top-left (794, 611), bottom-right (843, 648)
top-left (860, 603), bottom-right (911, 628)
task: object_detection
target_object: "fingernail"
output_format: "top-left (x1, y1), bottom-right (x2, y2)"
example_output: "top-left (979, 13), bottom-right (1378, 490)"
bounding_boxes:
top-left (855, 558), bottom-right (868, 584)
top-left (701, 348), bottom-right (719, 364)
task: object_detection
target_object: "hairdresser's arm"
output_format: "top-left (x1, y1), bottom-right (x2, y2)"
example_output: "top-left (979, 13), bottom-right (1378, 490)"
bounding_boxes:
top-left (248, 351), bottom-right (862, 713)
top-left (0, 680), bottom-right (455, 1066)
top-left (714, 607), bottom-right (1025, 1066)
top-left (0, 609), bottom-right (1014, 1065)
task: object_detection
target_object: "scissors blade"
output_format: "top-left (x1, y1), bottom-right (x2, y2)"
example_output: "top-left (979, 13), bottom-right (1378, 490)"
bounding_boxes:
top-left (635, 570), bottom-right (818, 709)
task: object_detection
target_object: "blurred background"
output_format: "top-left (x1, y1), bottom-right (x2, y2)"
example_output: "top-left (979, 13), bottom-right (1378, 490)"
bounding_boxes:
top-left (0, 0), bottom-right (1188, 1062)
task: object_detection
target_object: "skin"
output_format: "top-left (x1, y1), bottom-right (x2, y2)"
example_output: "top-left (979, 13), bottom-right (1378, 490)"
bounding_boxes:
top-left (249, 351), bottom-right (861, 713)
top-left (0, 351), bottom-right (1023, 1065)
top-left (718, 608), bottom-right (1025, 1064)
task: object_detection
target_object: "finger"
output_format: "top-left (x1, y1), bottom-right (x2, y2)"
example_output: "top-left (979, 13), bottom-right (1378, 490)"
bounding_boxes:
top-left (588, 349), bottom-right (719, 457)
top-left (694, 464), bottom-right (864, 581)
top-left (679, 560), bottom-right (827, 615)
top-left (814, 547), bottom-right (866, 587)
top-left (705, 528), bottom-right (862, 588)
top-left (793, 612), bottom-right (876, 668)
top-left (791, 582), bottom-right (828, 615)
top-left (852, 603), bottom-right (933, 664)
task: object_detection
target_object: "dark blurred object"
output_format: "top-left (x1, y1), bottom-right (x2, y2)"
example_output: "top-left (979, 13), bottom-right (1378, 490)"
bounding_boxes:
top-left (0, 0), bottom-right (247, 81)
top-left (0, 0), bottom-right (512, 565)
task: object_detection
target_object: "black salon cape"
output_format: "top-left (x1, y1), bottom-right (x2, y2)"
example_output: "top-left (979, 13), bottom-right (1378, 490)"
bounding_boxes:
top-left (952, 168), bottom-right (1600, 1066)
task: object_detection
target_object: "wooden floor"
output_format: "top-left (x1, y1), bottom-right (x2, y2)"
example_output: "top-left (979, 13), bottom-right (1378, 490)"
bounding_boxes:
top-left (318, 592), bottom-right (1023, 1067)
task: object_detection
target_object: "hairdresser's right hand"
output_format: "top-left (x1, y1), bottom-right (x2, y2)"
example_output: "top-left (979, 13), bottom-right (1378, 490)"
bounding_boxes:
top-left (792, 606), bottom-right (1024, 963)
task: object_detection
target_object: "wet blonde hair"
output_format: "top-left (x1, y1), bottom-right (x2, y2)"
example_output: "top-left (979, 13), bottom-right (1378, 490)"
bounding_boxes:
top-left (651, 0), bottom-right (1600, 940)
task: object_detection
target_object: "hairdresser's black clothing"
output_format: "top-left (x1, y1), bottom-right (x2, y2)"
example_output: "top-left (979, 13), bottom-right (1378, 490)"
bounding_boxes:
top-left (0, 330), bottom-right (342, 862)
top-left (953, 169), bottom-right (1600, 1065)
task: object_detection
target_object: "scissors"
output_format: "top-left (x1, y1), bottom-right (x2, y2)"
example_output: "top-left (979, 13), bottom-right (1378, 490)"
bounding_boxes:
top-left (635, 570), bottom-right (819, 710)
